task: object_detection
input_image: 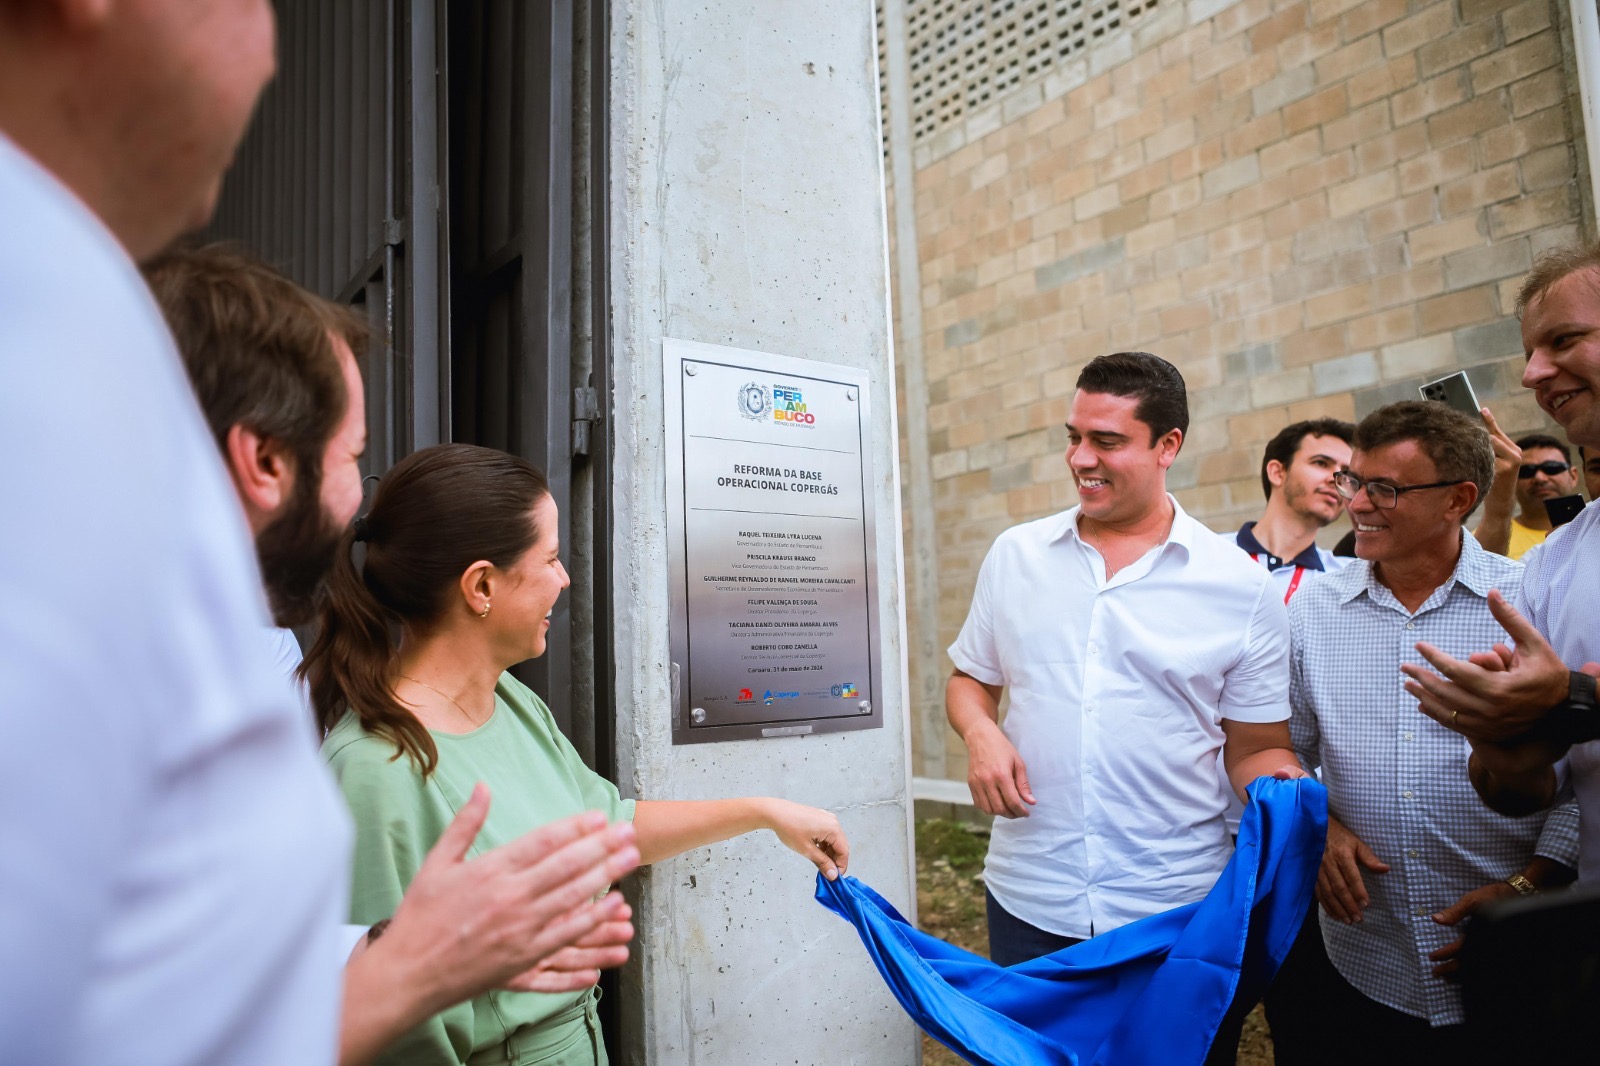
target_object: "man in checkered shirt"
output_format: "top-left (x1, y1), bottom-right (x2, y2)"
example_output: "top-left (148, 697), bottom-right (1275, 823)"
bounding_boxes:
top-left (1284, 400), bottom-right (1578, 1060)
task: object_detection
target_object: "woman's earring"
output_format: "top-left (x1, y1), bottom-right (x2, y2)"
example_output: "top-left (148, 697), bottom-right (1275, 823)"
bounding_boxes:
top-left (480, 601), bottom-right (492, 618)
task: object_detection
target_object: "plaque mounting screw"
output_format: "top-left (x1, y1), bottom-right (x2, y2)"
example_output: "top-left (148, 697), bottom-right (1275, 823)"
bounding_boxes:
top-left (846, 388), bottom-right (856, 401)
top-left (691, 707), bottom-right (706, 723)
top-left (684, 364), bottom-right (698, 377)
top-left (858, 700), bottom-right (871, 713)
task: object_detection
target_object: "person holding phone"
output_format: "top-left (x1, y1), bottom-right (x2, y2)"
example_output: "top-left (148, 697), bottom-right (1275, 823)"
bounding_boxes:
top-left (1473, 434), bottom-right (1581, 560)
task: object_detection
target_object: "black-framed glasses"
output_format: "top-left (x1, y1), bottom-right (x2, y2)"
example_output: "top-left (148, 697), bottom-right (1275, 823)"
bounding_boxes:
top-left (1332, 470), bottom-right (1468, 509)
top-left (1518, 460), bottom-right (1571, 479)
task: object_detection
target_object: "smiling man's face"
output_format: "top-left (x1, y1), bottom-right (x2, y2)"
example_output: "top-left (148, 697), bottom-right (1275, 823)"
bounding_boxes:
top-left (1346, 440), bottom-right (1474, 565)
top-left (1523, 269), bottom-right (1600, 451)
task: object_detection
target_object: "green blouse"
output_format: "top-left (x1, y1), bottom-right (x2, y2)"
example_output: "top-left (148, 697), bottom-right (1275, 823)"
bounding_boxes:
top-left (323, 673), bottom-right (636, 1066)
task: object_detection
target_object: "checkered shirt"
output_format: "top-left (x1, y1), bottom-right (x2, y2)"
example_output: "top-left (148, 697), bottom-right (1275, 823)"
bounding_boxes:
top-left (1289, 532), bottom-right (1581, 1026)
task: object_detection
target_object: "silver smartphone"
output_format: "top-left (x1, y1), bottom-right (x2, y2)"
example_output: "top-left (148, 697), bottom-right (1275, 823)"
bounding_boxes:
top-left (1420, 371), bottom-right (1481, 417)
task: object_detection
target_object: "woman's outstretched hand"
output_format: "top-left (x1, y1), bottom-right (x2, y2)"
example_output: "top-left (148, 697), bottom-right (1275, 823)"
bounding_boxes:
top-left (763, 799), bottom-right (850, 881)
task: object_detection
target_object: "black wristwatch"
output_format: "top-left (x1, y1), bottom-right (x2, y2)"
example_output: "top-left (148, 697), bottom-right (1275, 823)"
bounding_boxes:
top-left (1530, 671), bottom-right (1600, 748)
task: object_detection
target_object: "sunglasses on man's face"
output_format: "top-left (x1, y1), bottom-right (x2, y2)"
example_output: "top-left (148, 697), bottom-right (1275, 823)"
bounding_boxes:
top-left (1519, 461), bottom-right (1572, 479)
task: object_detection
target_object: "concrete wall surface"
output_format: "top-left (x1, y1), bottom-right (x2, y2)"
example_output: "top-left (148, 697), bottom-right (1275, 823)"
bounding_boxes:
top-left (608, 2), bottom-right (919, 1063)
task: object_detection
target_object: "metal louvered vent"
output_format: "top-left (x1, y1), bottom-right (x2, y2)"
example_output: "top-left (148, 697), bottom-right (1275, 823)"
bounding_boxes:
top-left (878, 0), bottom-right (1161, 153)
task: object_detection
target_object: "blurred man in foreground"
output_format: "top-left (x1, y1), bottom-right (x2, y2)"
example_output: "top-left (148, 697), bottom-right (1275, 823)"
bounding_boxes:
top-left (0, 6), bottom-right (630, 1063)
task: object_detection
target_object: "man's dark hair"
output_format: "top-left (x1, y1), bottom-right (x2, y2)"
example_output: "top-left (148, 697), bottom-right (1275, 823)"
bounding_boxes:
top-left (1354, 401), bottom-right (1494, 519)
top-left (1075, 351), bottom-right (1188, 445)
top-left (1515, 433), bottom-right (1571, 463)
top-left (143, 243), bottom-right (368, 473)
top-left (1260, 418), bottom-right (1355, 499)
top-left (143, 244), bottom-right (371, 626)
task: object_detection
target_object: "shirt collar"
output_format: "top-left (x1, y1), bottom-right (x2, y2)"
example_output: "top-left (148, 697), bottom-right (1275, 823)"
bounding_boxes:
top-left (1336, 528), bottom-right (1494, 605)
top-left (1234, 521), bottom-right (1326, 572)
top-left (1050, 495), bottom-right (1196, 558)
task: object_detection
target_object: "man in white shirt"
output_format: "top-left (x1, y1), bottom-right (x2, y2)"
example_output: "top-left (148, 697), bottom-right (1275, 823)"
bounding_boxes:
top-left (947, 351), bottom-right (1303, 1065)
top-left (0, 7), bottom-right (634, 1064)
top-left (144, 244), bottom-right (641, 1064)
top-left (1404, 246), bottom-right (1600, 866)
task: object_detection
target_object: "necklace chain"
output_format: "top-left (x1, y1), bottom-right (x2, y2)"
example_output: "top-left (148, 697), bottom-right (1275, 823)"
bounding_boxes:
top-left (397, 674), bottom-right (485, 727)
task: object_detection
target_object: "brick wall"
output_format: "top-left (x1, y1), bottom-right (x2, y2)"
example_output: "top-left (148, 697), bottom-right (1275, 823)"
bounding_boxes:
top-left (889, 0), bottom-right (1589, 783)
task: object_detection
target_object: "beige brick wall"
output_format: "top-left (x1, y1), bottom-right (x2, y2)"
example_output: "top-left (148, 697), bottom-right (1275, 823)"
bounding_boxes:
top-left (889, 0), bottom-right (1589, 784)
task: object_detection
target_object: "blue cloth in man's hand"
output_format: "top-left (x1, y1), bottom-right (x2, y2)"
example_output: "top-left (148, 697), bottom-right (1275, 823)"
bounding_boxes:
top-left (816, 777), bottom-right (1327, 1066)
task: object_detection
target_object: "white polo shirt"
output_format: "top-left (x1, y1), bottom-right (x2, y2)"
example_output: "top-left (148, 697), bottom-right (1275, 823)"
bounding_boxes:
top-left (950, 497), bottom-right (1290, 938)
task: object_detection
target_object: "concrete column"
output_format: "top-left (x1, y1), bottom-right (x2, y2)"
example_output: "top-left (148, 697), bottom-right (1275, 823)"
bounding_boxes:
top-left (607, 2), bottom-right (918, 1063)
top-left (880, 0), bottom-right (947, 788)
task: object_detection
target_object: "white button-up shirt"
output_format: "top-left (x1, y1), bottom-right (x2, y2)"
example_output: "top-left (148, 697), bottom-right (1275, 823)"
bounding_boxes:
top-left (950, 497), bottom-right (1290, 938)
top-left (1519, 501), bottom-right (1600, 883)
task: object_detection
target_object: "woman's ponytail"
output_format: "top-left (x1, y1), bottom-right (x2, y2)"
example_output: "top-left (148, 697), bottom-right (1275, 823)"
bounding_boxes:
top-left (299, 524), bottom-right (439, 775)
top-left (300, 443), bottom-right (550, 776)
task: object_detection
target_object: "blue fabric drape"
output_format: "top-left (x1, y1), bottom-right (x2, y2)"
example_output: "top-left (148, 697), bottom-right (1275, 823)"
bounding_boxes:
top-left (816, 777), bottom-right (1327, 1065)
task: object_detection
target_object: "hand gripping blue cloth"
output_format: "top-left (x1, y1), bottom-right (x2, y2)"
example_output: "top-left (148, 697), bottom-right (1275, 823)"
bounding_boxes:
top-left (816, 777), bottom-right (1327, 1066)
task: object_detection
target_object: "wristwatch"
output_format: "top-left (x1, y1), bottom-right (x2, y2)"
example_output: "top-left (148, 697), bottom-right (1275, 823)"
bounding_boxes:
top-left (1505, 873), bottom-right (1537, 896)
top-left (1528, 671), bottom-right (1600, 748)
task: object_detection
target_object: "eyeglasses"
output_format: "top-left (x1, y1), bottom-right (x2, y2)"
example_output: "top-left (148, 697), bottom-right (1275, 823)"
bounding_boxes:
top-left (1518, 461), bottom-right (1572, 479)
top-left (1332, 470), bottom-right (1468, 509)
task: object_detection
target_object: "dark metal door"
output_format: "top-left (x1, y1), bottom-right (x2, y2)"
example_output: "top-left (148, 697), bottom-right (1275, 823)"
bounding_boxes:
top-left (446, 0), bottom-right (580, 738)
top-left (209, 0), bottom-right (446, 473)
top-left (206, 0), bottom-right (608, 756)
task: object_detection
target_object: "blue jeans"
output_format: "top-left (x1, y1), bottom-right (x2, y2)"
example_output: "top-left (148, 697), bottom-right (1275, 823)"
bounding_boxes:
top-left (982, 886), bottom-right (1247, 1066)
top-left (984, 886), bottom-right (1083, 966)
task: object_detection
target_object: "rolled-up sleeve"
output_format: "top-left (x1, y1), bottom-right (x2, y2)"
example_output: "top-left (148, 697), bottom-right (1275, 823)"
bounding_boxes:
top-left (1218, 579), bottom-right (1291, 724)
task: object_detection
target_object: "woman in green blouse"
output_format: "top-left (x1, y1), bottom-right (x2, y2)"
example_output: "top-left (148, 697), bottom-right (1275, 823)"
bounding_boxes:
top-left (303, 444), bottom-right (849, 1066)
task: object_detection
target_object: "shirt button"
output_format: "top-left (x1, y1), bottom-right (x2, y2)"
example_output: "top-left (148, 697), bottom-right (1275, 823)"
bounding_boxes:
top-left (1408, 849), bottom-right (1420, 858)
top-left (1405, 621), bottom-right (1416, 630)
top-left (1402, 790), bottom-right (1414, 799)
top-left (1414, 907), bottom-right (1431, 917)
top-left (1088, 642), bottom-right (1099, 655)
top-left (1086, 765), bottom-right (1095, 774)
top-left (1403, 732), bottom-right (1414, 741)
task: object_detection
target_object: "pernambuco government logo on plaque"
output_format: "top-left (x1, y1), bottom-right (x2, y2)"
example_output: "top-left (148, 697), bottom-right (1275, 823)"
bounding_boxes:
top-left (737, 381), bottom-right (770, 421)
top-left (664, 338), bottom-right (882, 745)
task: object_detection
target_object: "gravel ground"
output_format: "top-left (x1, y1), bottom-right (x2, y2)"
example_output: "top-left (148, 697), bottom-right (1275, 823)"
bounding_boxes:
top-left (915, 819), bottom-right (1274, 1066)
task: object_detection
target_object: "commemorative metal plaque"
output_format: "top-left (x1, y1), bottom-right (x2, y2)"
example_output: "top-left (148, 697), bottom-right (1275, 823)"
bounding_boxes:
top-left (664, 338), bottom-right (883, 744)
